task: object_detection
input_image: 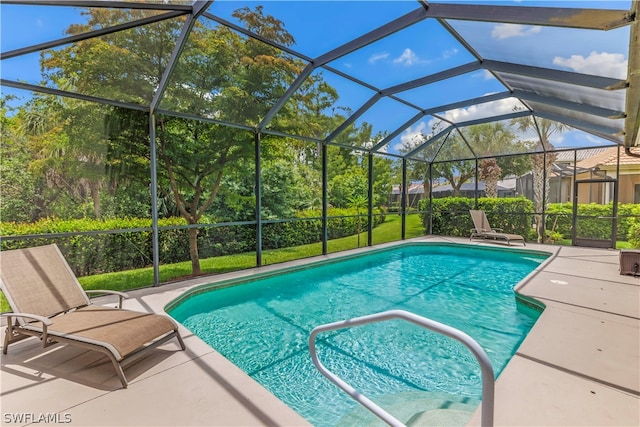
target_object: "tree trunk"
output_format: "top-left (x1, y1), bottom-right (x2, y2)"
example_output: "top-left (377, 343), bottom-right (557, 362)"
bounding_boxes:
top-left (188, 227), bottom-right (201, 275)
top-left (90, 180), bottom-right (101, 220)
top-left (479, 158), bottom-right (501, 198)
top-left (531, 151), bottom-right (556, 243)
top-left (422, 179), bottom-right (429, 209)
top-left (452, 182), bottom-right (462, 196)
top-left (531, 153), bottom-right (545, 243)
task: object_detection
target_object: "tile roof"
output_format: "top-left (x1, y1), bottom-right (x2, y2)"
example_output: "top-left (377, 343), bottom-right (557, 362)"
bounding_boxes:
top-left (577, 146), bottom-right (640, 169)
top-left (555, 148), bottom-right (611, 163)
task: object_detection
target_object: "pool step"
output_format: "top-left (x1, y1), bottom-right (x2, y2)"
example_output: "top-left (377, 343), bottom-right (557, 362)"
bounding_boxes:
top-left (406, 409), bottom-right (474, 427)
top-left (338, 391), bottom-right (480, 427)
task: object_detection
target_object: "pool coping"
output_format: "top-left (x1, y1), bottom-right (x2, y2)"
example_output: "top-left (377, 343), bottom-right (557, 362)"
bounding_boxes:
top-left (1, 236), bottom-right (638, 426)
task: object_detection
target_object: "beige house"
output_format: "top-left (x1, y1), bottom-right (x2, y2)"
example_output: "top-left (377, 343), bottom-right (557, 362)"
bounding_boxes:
top-left (550, 147), bottom-right (640, 204)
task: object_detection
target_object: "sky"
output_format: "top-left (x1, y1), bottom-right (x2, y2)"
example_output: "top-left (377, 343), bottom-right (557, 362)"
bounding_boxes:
top-left (0, 0), bottom-right (632, 157)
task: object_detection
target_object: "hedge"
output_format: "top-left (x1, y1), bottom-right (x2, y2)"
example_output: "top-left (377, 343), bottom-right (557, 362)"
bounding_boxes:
top-left (628, 219), bottom-right (640, 248)
top-left (418, 197), bottom-right (639, 246)
top-left (546, 202), bottom-right (640, 241)
top-left (0, 208), bottom-right (385, 277)
top-left (419, 197), bottom-right (535, 240)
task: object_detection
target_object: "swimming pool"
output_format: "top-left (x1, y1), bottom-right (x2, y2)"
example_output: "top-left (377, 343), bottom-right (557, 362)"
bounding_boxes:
top-left (168, 243), bottom-right (548, 426)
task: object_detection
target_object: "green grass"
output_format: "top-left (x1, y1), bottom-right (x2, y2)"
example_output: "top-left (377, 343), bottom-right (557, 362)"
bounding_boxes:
top-left (616, 241), bottom-right (633, 249)
top-left (548, 238), bottom-right (632, 250)
top-left (0, 214), bottom-right (424, 313)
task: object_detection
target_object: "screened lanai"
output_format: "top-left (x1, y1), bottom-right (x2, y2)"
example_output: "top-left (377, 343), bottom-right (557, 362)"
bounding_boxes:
top-left (1, 0), bottom-right (639, 289)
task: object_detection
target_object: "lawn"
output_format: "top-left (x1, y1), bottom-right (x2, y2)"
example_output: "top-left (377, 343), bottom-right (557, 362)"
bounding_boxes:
top-left (0, 214), bottom-right (424, 313)
top-left (1, 213), bottom-right (634, 313)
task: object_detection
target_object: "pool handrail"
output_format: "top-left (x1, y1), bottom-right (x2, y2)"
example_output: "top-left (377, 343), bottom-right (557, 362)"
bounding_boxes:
top-left (308, 309), bottom-right (495, 427)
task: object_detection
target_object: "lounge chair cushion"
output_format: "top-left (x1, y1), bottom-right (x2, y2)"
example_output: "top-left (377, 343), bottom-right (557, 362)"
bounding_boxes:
top-left (480, 231), bottom-right (525, 243)
top-left (21, 305), bottom-right (178, 361)
top-left (1, 245), bottom-right (90, 317)
top-left (469, 210), bottom-right (525, 246)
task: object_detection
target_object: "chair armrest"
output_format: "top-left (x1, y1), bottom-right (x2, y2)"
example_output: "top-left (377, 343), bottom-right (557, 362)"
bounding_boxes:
top-left (85, 290), bottom-right (130, 309)
top-left (0, 312), bottom-right (53, 326)
top-left (492, 228), bottom-right (504, 232)
top-left (1, 312), bottom-right (53, 348)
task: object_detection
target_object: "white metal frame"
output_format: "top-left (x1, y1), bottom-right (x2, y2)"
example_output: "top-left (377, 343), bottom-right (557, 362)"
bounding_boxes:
top-left (308, 309), bottom-right (495, 427)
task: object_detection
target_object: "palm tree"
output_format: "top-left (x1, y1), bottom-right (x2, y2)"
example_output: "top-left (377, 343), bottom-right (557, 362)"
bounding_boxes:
top-left (513, 117), bottom-right (569, 242)
top-left (466, 123), bottom-right (514, 198)
top-left (479, 158), bottom-right (502, 197)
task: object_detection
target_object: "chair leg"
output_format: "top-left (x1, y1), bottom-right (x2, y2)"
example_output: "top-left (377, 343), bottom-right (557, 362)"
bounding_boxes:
top-left (175, 332), bottom-right (186, 351)
top-left (110, 357), bottom-right (128, 388)
top-left (2, 323), bottom-right (30, 354)
top-left (3, 327), bottom-right (10, 354)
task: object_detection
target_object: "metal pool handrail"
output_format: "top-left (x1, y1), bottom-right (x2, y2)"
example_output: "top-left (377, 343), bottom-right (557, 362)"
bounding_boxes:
top-left (308, 309), bottom-right (495, 427)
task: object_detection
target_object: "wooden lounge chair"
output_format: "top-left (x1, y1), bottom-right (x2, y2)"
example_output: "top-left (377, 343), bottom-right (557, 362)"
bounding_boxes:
top-left (0, 244), bottom-right (185, 388)
top-left (469, 209), bottom-right (526, 246)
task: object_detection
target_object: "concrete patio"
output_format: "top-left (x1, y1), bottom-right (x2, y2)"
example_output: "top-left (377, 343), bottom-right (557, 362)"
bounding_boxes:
top-left (1, 237), bottom-right (639, 426)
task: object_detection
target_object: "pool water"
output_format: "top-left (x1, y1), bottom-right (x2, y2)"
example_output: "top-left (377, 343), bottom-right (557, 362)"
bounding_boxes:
top-left (168, 244), bottom-right (547, 426)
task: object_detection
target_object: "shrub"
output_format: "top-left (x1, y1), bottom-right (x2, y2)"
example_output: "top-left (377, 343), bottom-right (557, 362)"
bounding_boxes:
top-left (546, 202), bottom-right (640, 241)
top-left (419, 197), bottom-right (534, 239)
top-left (0, 208), bottom-right (386, 276)
top-left (628, 219), bottom-right (640, 248)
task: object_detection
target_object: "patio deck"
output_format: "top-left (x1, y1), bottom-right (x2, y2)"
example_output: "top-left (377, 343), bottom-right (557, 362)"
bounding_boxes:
top-left (1, 237), bottom-right (639, 426)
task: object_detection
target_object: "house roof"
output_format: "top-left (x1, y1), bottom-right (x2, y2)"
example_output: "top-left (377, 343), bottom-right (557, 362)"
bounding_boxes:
top-left (390, 183), bottom-right (425, 195)
top-left (577, 146), bottom-right (640, 169)
top-left (431, 180), bottom-right (515, 193)
top-left (554, 148), bottom-right (611, 163)
top-left (391, 178), bottom-right (517, 194)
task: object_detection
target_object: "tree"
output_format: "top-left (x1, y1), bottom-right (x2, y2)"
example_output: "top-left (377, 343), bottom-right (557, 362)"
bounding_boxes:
top-left (347, 195), bottom-right (367, 247)
top-left (464, 122), bottom-right (533, 198)
top-left (42, 8), bottom-right (184, 105)
top-left (329, 165), bottom-right (368, 208)
top-left (464, 123), bottom-right (513, 197)
top-left (479, 158), bottom-right (502, 197)
top-left (154, 7), bottom-right (311, 274)
top-left (431, 131), bottom-right (476, 196)
top-left (513, 117), bottom-right (569, 242)
top-left (0, 96), bottom-right (41, 222)
top-left (38, 7), bottom-right (184, 220)
top-left (17, 93), bottom-right (99, 219)
top-left (36, 5), bottom-right (344, 274)
top-left (401, 123), bottom-right (475, 197)
top-left (102, 108), bottom-right (154, 218)
top-left (404, 122), bottom-right (532, 199)
top-left (20, 93), bottom-right (119, 220)
top-left (401, 133), bottom-right (432, 202)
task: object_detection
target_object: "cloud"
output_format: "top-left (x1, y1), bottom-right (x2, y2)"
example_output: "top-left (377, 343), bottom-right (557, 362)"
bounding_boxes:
top-left (553, 51), bottom-right (627, 79)
top-left (442, 48), bottom-right (458, 59)
top-left (549, 132), bottom-right (566, 146)
top-left (491, 24), bottom-right (541, 40)
top-left (393, 121), bottom-right (429, 152)
top-left (438, 97), bottom-right (522, 123)
top-left (393, 48), bottom-right (424, 66)
top-left (370, 48), bottom-right (453, 68)
top-left (368, 52), bottom-right (390, 64)
top-left (392, 97), bottom-right (529, 153)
